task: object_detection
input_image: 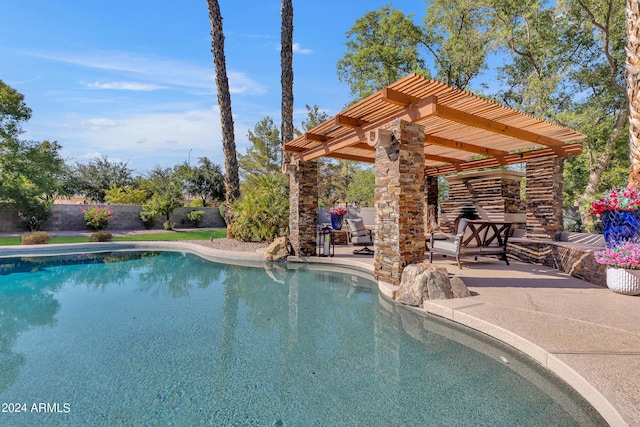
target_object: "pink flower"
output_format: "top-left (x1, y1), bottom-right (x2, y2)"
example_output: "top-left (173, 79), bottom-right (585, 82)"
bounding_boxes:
top-left (595, 242), bottom-right (640, 269)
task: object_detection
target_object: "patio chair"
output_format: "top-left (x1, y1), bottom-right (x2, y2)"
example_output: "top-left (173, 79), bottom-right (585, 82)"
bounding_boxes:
top-left (345, 218), bottom-right (374, 255)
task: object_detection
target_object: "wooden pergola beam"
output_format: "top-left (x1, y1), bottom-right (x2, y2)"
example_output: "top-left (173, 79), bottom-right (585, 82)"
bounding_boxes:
top-left (381, 88), bottom-right (421, 106)
top-left (304, 132), bottom-right (330, 142)
top-left (335, 114), bottom-right (368, 128)
top-left (425, 153), bottom-right (463, 164)
top-left (424, 143), bottom-right (582, 175)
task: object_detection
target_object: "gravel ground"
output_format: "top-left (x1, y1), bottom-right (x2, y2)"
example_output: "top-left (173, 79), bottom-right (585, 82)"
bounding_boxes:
top-left (188, 238), bottom-right (270, 252)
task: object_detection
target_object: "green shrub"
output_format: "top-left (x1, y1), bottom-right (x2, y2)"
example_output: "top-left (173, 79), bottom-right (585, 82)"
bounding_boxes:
top-left (16, 199), bottom-right (53, 232)
top-left (163, 220), bottom-right (175, 230)
top-left (186, 210), bottom-right (205, 227)
top-left (21, 231), bottom-right (50, 245)
top-left (90, 230), bottom-right (113, 242)
top-left (139, 211), bottom-right (154, 229)
top-left (82, 206), bottom-right (112, 230)
top-left (230, 172), bottom-right (289, 242)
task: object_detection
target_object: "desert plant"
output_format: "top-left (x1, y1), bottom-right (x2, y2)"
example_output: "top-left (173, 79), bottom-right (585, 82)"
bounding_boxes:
top-left (163, 220), bottom-right (175, 230)
top-left (186, 210), bottom-right (205, 227)
top-left (21, 231), bottom-right (50, 245)
top-left (230, 172), bottom-right (289, 242)
top-left (82, 206), bottom-right (112, 230)
top-left (90, 230), bottom-right (113, 242)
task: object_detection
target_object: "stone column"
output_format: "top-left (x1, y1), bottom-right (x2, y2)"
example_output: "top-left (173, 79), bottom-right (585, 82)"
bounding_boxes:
top-left (289, 160), bottom-right (318, 256)
top-left (525, 157), bottom-right (564, 239)
top-left (374, 120), bottom-right (426, 286)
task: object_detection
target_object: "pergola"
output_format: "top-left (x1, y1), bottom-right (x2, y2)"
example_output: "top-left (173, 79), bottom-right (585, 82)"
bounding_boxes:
top-left (283, 74), bottom-right (586, 286)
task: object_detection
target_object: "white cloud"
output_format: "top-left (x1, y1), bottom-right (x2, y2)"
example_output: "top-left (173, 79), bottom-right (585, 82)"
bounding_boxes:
top-left (42, 106), bottom-right (253, 172)
top-left (84, 81), bottom-right (165, 91)
top-left (293, 43), bottom-right (313, 54)
top-left (28, 50), bottom-right (267, 95)
top-left (81, 118), bottom-right (119, 130)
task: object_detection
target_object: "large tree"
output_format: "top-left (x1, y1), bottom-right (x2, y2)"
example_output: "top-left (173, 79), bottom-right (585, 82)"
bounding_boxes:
top-left (206, 0), bottom-right (240, 236)
top-left (0, 79), bottom-right (31, 139)
top-left (337, 6), bottom-right (428, 100)
top-left (176, 156), bottom-right (225, 207)
top-left (71, 155), bottom-right (134, 203)
top-left (281, 0), bottom-right (294, 167)
top-left (627, 0), bottom-right (640, 189)
top-left (0, 81), bottom-right (70, 230)
top-left (238, 117), bottom-right (282, 186)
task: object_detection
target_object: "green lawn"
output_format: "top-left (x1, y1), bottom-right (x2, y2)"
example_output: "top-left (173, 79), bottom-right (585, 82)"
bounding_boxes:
top-left (0, 229), bottom-right (227, 246)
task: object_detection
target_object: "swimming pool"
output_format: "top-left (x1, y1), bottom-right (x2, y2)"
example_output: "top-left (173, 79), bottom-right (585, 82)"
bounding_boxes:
top-left (0, 251), bottom-right (606, 426)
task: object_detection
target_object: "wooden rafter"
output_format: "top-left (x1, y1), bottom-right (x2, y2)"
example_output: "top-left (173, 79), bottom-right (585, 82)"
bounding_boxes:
top-left (288, 96), bottom-right (437, 161)
top-left (432, 101), bottom-right (565, 148)
top-left (424, 134), bottom-right (509, 158)
top-left (425, 143), bottom-right (582, 175)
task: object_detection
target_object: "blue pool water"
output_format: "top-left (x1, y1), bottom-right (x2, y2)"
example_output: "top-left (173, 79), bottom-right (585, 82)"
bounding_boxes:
top-left (0, 251), bottom-right (606, 426)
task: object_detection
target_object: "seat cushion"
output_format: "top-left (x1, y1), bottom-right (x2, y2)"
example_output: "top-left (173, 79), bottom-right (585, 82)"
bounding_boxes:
top-left (431, 240), bottom-right (459, 254)
top-left (347, 219), bottom-right (368, 236)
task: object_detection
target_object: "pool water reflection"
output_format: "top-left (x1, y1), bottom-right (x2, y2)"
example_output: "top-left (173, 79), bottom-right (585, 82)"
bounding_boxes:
top-left (0, 251), bottom-right (606, 426)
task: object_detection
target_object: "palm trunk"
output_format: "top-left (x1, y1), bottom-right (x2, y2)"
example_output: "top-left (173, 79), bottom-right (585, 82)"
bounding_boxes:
top-left (627, 0), bottom-right (640, 190)
top-left (206, 0), bottom-right (240, 238)
top-left (281, 0), bottom-right (294, 168)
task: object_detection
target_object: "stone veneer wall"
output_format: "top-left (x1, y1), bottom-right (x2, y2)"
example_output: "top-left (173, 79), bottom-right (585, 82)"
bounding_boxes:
top-left (0, 203), bottom-right (225, 232)
top-left (525, 157), bottom-right (564, 239)
top-left (424, 175), bottom-right (439, 232)
top-left (374, 120), bottom-right (425, 286)
top-left (507, 238), bottom-right (606, 286)
top-left (289, 160), bottom-right (318, 256)
top-left (439, 170), bottom-right (525, 232)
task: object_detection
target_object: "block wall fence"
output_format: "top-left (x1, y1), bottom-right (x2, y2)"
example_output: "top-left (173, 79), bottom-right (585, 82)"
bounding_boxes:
top-left (0, 204), bottom-right (226, 233)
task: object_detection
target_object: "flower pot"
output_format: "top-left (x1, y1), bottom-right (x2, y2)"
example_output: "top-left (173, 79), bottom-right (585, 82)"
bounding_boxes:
top-left (606, 267), bottom-right (640, 295)
top-left (601, 210), bottom-right (640, 247)
top-left (330, 214), bottom-right (343, 230)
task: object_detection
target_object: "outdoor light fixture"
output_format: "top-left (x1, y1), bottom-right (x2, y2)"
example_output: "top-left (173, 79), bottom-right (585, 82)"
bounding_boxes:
top-left (367, 128), bottom-right (395, 147)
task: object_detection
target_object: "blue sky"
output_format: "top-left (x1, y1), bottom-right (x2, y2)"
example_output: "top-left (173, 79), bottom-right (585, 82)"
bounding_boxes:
top-left (1, 1), bottom-right (435, 174)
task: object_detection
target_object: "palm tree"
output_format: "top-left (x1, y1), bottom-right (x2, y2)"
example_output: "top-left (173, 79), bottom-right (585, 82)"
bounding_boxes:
top-left (628, 0), bottom-right (640, 189)
top-left (281, 0), bottom-right (294, 167)
top-left (206, 0), bottom-right (240, 237)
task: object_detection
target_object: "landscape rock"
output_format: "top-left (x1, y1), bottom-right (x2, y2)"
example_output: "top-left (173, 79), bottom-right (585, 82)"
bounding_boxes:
top-left (264, 237), bottom-right (290, 261)
top-left (395, 262), bottom-right (470, 306)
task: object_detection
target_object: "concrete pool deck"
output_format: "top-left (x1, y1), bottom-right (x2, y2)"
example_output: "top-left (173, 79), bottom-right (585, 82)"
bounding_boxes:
top-left (1, 239), bottom-right (638, 426)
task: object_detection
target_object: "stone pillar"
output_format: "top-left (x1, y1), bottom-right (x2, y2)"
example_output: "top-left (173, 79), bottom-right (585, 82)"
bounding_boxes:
top-left (374, 120), bottom-right (426, 286)
top-left (525, 157), bottom-right (564, 239)
top-left (289, 160), bottom-right (318, 256)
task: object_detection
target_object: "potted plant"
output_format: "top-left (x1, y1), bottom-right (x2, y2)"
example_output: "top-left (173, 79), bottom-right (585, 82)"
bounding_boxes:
top-left (594, 242), bottom-right (640, 295)
top-left (329, 205), bottom-right (348, 230)
top-left (590, 188), bottom-right (640, 247)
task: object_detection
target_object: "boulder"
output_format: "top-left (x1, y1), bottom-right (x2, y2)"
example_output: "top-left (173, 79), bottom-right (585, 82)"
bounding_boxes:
top-left (264, 237), bottom-right (290, 261)
top-left (395, 262), bottom-right (470, 306)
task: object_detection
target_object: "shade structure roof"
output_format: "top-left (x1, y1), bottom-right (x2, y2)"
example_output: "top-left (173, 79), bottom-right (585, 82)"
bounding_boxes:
top-left (284, 74), bottom-right (586, 176)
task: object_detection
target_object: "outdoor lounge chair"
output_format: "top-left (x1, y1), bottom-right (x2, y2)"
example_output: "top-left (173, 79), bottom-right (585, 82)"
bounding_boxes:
top-left (428, 219), bottom-right (512, 268)
top-left (346, 218), bottom-right (374, 255)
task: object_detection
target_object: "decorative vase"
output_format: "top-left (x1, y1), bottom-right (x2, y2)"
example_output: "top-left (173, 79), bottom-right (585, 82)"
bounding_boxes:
top-left (601, 210), bottom-right (640, 247)
top-left (330, 214), bottom-right (343, 230)
top-left (606, 267), bottom-right (640, 295)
